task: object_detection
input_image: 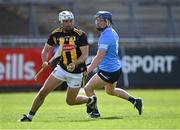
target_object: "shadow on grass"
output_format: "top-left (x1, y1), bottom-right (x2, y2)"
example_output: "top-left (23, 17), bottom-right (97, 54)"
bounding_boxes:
top-left (100, 116), bottom-right (124, 120)
top-left (41, 116), bottom-right (98, 123)
top-left (69, 115), bottom-right (124, 122)
top-left (41, 115), bottom-right (124, 122)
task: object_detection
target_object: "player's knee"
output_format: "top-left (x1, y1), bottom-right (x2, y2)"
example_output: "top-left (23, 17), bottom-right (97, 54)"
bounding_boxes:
top-left (66, 99), bottom-right (75, 106)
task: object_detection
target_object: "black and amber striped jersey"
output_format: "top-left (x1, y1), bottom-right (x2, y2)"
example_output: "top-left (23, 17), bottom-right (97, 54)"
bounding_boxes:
top-left (47, 27), bottom-right (88, 73)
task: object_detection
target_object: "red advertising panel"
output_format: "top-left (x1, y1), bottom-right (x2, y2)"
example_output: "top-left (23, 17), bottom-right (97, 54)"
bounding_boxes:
top-left (0, 48), bottom-right (52, 87)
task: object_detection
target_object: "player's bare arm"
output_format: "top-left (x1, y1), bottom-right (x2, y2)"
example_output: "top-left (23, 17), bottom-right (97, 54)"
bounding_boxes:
top-left (87, 50), bottom-right (105, 74)
top-left (41, 43), bottom-right (53, 68)
top-left (75, 45), bottom-right (89, 65)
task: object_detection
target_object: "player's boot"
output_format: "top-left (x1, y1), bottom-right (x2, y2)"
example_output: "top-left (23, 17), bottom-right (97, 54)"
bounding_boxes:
top-left (86, 95), bottom-right (100, 118)
top-left (86, 95), bottom-right (97, 114)
top-left (134, 98), bottom-right (143, 115)
top-left (18, 114), bottom-right (32, 122)
top-left (89, 109), bottom-right (101, 118)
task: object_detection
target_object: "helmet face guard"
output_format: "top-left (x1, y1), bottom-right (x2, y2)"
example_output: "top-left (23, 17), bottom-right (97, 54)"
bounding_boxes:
top-left (95, 11), bottom-right (113, 31)
top-left (59, 11), bottom-right (74, 24)
top-left (58, 11), bottom-right (74, 31)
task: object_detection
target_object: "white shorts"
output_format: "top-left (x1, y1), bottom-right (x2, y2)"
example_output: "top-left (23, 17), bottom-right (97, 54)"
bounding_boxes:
top-left (51, 65), bottom-right (83, 88)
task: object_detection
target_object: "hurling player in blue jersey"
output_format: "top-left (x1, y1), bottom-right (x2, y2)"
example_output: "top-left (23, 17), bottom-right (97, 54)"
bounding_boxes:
top-left (84, 11), bottom-right (143, 118)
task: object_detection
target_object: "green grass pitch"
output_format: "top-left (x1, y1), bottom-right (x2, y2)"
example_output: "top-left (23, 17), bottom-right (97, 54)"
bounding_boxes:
top-left (0, 89), bottom-right (180, 129)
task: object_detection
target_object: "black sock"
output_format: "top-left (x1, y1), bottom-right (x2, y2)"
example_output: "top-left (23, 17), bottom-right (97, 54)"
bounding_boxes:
top-left (128, 96), bottom-right (136, 104)
top-left (87, 97), bottom-right (91, 104)
top-left (29, 111), bottom-right (35, 116)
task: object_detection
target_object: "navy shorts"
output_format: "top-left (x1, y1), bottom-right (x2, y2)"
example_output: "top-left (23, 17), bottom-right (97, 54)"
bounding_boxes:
top-left (97, 68), bottom-right (122, 83)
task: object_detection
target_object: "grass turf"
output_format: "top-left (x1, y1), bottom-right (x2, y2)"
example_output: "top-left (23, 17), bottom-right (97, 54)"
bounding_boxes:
top-left (0, 89), bottom-right (180, 129)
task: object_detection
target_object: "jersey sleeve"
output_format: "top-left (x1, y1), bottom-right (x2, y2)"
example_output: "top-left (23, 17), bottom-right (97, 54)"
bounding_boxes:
top-left (79, 33), bottom-right (88, 47)
top-left (47, 34), bottom-right (55, 46)
top-left (98, 36), bottom-right (109, 51)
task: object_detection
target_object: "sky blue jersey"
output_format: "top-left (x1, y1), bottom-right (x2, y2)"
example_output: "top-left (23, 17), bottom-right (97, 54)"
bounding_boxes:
top-left (98, 26), bottom-right (122, 72)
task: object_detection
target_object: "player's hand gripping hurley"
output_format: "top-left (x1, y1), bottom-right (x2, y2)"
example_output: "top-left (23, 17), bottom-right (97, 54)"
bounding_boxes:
top-left (34, 45), bottom-right (63, 80)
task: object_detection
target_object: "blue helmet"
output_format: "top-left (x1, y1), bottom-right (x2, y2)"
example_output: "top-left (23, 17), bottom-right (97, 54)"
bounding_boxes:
top-left (95, 11), bottom-right (113, 24)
